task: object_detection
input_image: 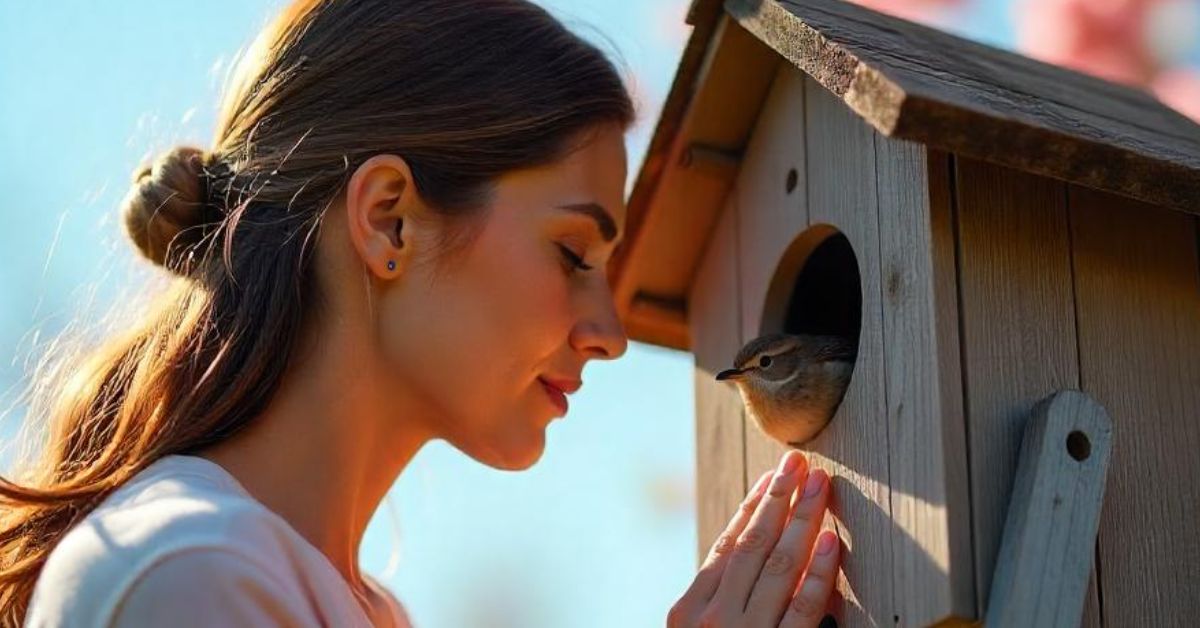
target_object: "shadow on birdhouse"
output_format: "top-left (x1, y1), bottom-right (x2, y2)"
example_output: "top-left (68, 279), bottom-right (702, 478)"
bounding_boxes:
top-left (759, 223), bottom-right (863, 428)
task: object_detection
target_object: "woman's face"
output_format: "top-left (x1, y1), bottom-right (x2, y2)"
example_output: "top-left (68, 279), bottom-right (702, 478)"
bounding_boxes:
top-left (359, 124), bottom-right (629, 470)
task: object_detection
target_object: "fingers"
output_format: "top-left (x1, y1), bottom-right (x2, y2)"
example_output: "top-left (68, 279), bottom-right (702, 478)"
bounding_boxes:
top-left (669, 451), bottom-right (844, 628)
top-left (679, 470), bottom-right (773, 604)
top-left (743, 467), bottom-right (831, 625)
top-left (707, 450), bottom-right (810, 616)
top-left (779, 530), bottom-right (841, 628)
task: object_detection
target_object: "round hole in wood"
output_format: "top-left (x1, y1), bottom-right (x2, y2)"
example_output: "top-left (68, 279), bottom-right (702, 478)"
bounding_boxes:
top-left (1066, 430), bottom-right (1091, 461)
top-left (760, 227), bottom-right (862, 341)
top-left (785, 167), bottom-right (798, 194)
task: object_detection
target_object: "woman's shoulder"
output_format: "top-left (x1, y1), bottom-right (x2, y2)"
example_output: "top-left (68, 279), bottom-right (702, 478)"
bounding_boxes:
top-left (26, 455), bottom-right (310, 625)
top-left (102, 545), bottom-right (322, 627)
top-left (43, 454), bottom-right (300, 565)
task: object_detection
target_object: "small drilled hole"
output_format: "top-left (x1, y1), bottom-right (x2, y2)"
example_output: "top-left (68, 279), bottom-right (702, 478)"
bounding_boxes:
top-left (819, 615), bottom-right (838, 628)
top-left (785, 168), bottom-right (798, 194)
top-left (1066, 430), bottom-right (1091, 461)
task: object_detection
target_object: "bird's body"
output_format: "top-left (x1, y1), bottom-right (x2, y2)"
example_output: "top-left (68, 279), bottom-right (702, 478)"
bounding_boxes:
top-left (716, 332), bottom-right (856, 447)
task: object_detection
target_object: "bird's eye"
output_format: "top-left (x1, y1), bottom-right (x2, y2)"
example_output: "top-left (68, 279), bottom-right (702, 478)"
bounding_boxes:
top-left (758, 355), bottom-right (772, 368)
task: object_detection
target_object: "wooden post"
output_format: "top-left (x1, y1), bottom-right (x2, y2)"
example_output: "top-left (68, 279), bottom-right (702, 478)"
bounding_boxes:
top-left (985, 390), bottom-right (1113, 626)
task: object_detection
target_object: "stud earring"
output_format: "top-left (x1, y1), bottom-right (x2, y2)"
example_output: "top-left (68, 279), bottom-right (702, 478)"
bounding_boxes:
top-left (387, 260), bottom-right (396, 271)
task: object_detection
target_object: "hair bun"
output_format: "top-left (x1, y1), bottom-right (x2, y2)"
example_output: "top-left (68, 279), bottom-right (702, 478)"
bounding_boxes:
top-left (120, 146), bottom-right (216, 275)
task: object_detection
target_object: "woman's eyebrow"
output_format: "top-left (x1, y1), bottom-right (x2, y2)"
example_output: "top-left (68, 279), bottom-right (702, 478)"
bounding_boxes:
top-left (555, 202), bottom-right (618, 242)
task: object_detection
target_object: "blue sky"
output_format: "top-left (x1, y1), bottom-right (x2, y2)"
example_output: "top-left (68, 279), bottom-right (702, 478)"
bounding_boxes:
top-left (1, 1), bottom-right (1194, 626)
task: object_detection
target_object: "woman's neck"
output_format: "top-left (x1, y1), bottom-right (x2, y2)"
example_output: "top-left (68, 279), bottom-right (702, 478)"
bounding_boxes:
top-left (193, 323), bottom-right (431, 590)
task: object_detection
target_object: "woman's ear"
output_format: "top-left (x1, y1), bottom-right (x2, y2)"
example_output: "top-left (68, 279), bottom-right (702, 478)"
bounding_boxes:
top-left (343, 153), bottom-right (424, 279)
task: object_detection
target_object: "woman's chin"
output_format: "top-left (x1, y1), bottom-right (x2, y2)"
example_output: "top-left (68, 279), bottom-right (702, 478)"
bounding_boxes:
top-left (495, 437), bottom-right (546, 470)
top-left (492, 452), bottom-right (540, 471)
top-left (470, 426), bottom-right (547, 471)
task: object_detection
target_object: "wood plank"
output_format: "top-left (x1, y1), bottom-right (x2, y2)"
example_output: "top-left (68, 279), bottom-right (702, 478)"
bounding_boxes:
top-left (724, 0), bottom-right (1200, 215)
top-left (614, 15), bottom-right (781, 351)
top-left (687, 185), bottom-right (748, 561)
top-left (1068, 186), bottom-right (1200, 624)
top-left (876, 141), bottom-right (974, 623)
top-left (985, 390), bottom-right (1113, 627)
top-left (617, 0), bottom-right (735, 300)
top-left (732, 63), bottom-right (811, 496)
top-left (625, 293), bottom-right (690, 350)
top-left (952, 157), bottom-right (1101, 623)
top-left (801, 75), bottom-right (894, 627)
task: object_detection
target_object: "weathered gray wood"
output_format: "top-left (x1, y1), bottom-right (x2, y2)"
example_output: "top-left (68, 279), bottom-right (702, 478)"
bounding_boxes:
top-left (724, 0), bottom-right (1200, 215)
top-left (985, 390), bottom-right (1113, 627)
top-left (1068, 185), bottom-right (1200, 624)
top-left (801, 75), bottom-right (894, 627)
top-left (735, 64), bottom-right (809, 359)
top-left (951, 157), bottom-right (1104, 624)
top-left (688, 181), bottom-right (748, 562)
top-left (732, 63), bottom-right (810, 493)
top-left (876, 141), bottom-right (975, 624)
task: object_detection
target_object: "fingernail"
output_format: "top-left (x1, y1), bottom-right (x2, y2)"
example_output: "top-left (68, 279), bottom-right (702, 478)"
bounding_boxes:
top-left (803, 469), bottom-right (826, 498)
top-left (816, 532), bottom-right (837, 555)
top-left (777, 451), bottom-right (802, 475)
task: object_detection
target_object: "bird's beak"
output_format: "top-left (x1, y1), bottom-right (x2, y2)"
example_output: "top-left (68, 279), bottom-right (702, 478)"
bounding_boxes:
top-left (715, 368), bottom-right (745, 381)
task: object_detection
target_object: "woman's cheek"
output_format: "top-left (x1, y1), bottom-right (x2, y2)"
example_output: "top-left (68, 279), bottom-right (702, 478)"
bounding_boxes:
top-left (503, 242), bottom-right (576, 340)
top-left (532, 267), bottom-right (576, 340)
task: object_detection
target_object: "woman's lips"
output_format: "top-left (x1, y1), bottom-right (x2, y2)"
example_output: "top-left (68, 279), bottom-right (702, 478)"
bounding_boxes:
top-left (538, 378), bottom-right (569, 415)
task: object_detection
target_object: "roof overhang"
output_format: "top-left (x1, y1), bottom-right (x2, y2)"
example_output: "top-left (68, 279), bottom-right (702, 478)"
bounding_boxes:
top-left (611, 0), bottom-right (1200, 352)
top-left (610, 0), bottom-right (775, 351)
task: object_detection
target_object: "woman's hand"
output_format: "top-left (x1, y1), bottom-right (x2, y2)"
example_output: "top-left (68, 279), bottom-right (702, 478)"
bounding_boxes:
top-left (668, 450), bottom-right (840, 628)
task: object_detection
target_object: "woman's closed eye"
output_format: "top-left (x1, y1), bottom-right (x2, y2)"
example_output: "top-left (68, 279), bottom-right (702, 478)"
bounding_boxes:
top-left (556, 243), bottom-right (594, 273)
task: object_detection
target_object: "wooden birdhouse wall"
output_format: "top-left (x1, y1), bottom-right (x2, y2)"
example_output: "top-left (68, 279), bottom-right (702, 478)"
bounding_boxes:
top-left (690, 61), bottom-right (973, 627)
top-left (951, 159), bottom-right (1200, 625)
top-left (688, 58), bottom-right (1200, 626)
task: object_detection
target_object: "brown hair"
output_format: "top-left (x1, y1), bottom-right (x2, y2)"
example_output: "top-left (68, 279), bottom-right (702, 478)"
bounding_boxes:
top-left (0, 0), bottom-right (636, 621)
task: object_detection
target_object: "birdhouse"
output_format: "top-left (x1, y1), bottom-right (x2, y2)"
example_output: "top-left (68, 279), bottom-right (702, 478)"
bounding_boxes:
top-left (610, 0), bottom-right (1200, 625)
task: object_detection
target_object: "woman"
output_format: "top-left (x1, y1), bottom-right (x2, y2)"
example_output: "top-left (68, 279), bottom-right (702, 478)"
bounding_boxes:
top-left (0, 0), bottom-right (841, 625)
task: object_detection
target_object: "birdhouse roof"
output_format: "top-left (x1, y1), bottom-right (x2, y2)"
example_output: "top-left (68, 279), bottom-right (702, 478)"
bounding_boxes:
top-left (610, 0), bottom-right (1200, 351)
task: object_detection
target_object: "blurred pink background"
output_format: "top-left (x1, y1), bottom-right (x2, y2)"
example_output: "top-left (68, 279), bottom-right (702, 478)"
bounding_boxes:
top-left (855, 0), bottom-right (1200, 120)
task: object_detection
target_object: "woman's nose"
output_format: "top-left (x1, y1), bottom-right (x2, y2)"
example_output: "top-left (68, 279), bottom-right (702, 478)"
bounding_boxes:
top-left (570, 293), bottom-right (628, 360)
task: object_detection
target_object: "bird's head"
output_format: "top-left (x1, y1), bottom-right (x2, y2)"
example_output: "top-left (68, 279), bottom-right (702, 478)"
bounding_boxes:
top-left (715, 332), bottom-right (856, 385)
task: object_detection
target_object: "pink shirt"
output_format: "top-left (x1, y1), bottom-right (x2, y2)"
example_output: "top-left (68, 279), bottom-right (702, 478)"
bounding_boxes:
top-left (25, 454), bottom-right (414, 627)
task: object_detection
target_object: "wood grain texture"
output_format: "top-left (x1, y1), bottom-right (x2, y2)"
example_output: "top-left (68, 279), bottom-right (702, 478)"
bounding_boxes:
top-left (951, 157), bottom-right (1103, 625)
top-left (617, 0), bottom-right (729, 301)
top-left (876, 141), bottom-right (974, 623)
top-left (1068, 186), bottom-right (1200, 624)
top-left (733, 63), bottom-right (811, 493)
top-left (688, 182), bottom-right (749, 562)
top-left (616, 15), bottom-right (782, 352)
top-left (985, 390), bottom-right (1113, 627)
top-left (801, 75), bottom-right (894, 627)
top-left (724, 0), bottom-right (1200, 215)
